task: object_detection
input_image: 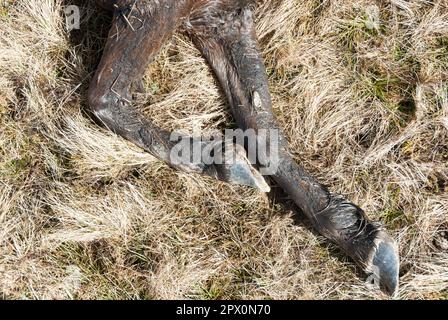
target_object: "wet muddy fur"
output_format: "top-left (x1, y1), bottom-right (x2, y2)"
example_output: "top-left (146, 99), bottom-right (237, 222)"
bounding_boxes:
top-left (88, 0), bottom-right (399, 295)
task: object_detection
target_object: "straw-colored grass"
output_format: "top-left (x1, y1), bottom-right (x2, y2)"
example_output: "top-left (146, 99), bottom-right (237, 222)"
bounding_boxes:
top-left (0, 0), bottom-right (447, 299)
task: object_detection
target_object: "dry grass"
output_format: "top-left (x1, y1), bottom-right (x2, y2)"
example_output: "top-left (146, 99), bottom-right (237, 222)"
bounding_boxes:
top-left (0, 0), bottom-right (447, 300)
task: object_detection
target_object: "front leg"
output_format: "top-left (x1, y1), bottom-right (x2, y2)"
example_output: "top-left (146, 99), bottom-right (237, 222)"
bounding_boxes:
top-left (187, 1), bottom-right (399, 295)
top-left (88, 0), bottom-right (269, 191)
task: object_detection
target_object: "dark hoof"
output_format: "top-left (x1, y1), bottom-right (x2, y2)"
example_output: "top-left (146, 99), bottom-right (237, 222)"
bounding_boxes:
top-left (215, 143), bottom-right (270, 192)
top-left (366, 231), bottom-right (400, 296)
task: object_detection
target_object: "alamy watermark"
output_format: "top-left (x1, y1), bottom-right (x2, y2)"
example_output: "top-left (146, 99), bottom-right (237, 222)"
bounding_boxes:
top-left (64, 5), bottom-right (80, 31)
top-left (169, 128), bottom-right (280, 176)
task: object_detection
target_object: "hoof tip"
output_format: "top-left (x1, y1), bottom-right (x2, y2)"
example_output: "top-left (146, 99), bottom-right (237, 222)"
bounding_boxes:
top-left (367, 232), bottom-right (400, 296)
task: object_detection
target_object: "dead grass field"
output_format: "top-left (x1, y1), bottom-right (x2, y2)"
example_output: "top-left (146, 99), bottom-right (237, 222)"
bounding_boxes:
top-left (0, 0), bottom-right (447, 299)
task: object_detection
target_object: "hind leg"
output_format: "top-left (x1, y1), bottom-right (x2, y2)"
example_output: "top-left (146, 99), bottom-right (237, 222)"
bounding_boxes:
top-left (187, 1), bottom-right (399, 295)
